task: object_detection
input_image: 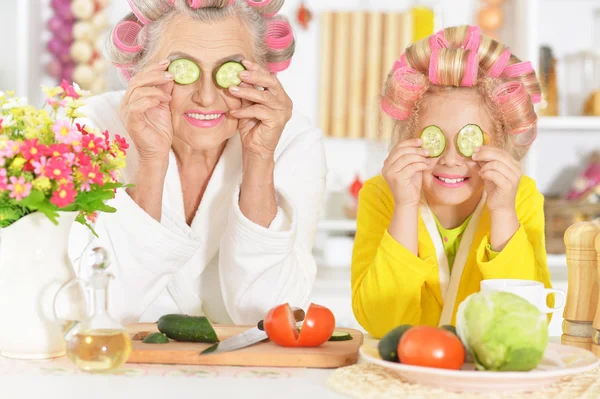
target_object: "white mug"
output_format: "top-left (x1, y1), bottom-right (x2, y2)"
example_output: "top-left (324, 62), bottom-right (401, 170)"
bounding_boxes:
top-left (480, 279), bottom-right (566, 314)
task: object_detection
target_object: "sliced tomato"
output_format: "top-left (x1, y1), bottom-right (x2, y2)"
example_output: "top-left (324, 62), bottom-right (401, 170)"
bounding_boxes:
top-left (297, 303), bottom-right (335, 347)
top-left (263, 303), bottom-right (335, 348)
top-left (263, 303), bottom-right (299, 347)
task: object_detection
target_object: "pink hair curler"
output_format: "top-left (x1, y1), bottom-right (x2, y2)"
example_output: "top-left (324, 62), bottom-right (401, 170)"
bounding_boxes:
top-left (127, 0), bottom-right (150, 24)
top-left (487, 48), bottom-right (511, 78)
top-left (428, 48), bottom-right (440, 84)
top-left (381, 67), bottom-right (427, 120)
top-left (530, 93), bottom-right (541, 104)
top-left (392, 54), bottom-right (407, 72)
top-left (501, 61), bottom-right (534, 78)
top-left (461, 26), bottom-right (481, 52)
top-left (228, 0), bottom-right (235, 4)
top-left (460, 49), bottom-right (479, 86)
top-left (168, 0), bottom-right (176, 5)
top-left (246, 0), bottom-right (281, 18)
top-left (188, 0), bottom-right (202, 8)
top-left (492, 81), bottom-right (524, 104)
top-left (429, 31), bottom-right (450, 50)
top-left (265, 20), bottom-right (293, 50)
top-left (113, 21), bottom-right (143, 53)
top-left (267, 59), bottom-right (291, 73)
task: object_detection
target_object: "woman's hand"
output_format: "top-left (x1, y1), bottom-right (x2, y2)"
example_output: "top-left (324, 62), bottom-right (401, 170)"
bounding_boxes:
top-left (119, 60), bottom-right (175, 163)
top-left (473, 146), bottom-right (522, 214)
top-left (229, 60), bottom-right (293, 162)
top-left (382, 138), bottom-right (430, 208)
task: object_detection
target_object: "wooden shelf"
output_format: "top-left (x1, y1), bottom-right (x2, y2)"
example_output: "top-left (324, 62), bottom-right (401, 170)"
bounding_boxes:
top-left (538, 117), bottom-right (600, 131)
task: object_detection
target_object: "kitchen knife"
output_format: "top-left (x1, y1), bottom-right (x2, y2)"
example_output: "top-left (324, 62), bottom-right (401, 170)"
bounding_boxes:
top-left (200, 307), bottom-right (305, 356)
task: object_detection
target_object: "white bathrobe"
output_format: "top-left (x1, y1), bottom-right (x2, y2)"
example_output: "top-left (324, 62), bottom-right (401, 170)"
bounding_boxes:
top-left (69, 90), bottom-right (327, 326)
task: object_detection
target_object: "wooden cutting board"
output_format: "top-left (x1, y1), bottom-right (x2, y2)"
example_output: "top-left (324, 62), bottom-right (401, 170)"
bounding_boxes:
top-left (126, 323), bottom-right (364, 368)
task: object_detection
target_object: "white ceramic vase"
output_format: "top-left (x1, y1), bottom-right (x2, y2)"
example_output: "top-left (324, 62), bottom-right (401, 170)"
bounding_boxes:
top-left (0, 211), bottom-right (77, 359)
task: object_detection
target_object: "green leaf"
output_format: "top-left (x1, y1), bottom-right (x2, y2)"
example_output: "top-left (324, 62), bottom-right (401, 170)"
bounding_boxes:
top-left (75, 213), bottom-right (99, 238)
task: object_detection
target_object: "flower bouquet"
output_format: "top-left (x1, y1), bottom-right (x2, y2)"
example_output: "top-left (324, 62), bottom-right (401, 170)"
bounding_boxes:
top-left (0, 80), bottom-right (129, 234)
top-left (0, 81), bottom-right (129, 359)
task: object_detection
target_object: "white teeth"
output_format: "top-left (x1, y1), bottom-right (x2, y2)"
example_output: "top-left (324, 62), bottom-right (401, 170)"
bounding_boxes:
top-left (186, 113), bottom-right (222, 120)
top-left (438, 177), bottom-right (466, 184)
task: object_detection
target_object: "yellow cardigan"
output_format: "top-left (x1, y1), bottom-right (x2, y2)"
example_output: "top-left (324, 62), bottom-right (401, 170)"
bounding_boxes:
top-left (351, 174), bottom-right (552, 339)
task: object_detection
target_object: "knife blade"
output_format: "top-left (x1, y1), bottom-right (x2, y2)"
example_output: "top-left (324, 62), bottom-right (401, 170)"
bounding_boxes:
top-left (200, 307), bottom-right (305, 356)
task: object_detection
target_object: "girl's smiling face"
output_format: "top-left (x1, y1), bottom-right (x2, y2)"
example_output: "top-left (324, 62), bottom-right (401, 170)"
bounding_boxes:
top-left (417, 90), bottom-right (493, 207)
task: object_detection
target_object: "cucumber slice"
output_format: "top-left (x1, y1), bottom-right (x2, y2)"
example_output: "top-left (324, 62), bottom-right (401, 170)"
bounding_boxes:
top-left (457, 124), bottom-right (484, 157)
top-left (168, 58), bottom-right (201, 85)
top-left (329, 330), bottom-right (353, 341)
top-left (142, 332), bottom-right (169, 344)
top-left (420, 125), bottom-right (446, 158)
top-left (216, 61), bottom-right (246, 89)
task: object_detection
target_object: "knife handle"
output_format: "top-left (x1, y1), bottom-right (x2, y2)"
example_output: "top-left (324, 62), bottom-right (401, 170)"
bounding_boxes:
top-left (257, 307), bottom-right (305, 331)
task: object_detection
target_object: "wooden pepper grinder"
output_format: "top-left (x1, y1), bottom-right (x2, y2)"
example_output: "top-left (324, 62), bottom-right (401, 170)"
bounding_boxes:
top-left (562, 221), bottom-right (600, 352)
top-left (594, 229), bottom-right (600, 355)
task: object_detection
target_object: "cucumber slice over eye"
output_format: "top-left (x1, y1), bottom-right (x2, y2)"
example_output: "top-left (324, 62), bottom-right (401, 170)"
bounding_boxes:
top-left (420, 125), bottom-right (446, 158)
top-left (168, 58), bottom-right (201, 85)
top-left (216, 61), bottom-right (246, 89)
top-left (457, 124), bottom-right (484, 157)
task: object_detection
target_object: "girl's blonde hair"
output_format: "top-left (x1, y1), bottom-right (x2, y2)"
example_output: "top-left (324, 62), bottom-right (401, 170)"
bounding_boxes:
top-left (106, 0), bottom-right (295, 80)
top-left (381, 25), bottom-right (540, 160)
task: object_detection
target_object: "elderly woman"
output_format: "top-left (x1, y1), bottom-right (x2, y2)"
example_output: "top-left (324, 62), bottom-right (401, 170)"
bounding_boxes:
top-left (71, 0), bottom-right (326, 326)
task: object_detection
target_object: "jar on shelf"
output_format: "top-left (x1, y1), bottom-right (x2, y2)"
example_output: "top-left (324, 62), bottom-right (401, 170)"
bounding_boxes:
top-left (563, 51), bottom-right (600, 116)
top-left (538, 46), bottom-right (558, 116)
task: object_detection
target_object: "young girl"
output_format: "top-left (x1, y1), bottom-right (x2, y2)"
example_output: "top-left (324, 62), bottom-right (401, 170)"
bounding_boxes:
top-left (351, 25), bottom-right (552, 338)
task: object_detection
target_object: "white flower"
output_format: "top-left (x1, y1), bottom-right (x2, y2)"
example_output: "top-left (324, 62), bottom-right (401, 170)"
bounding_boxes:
top-left (0, 114), bottom-right (15, 127)
top-left (2, 96), bottom-right (27, 110)
top-left (73, 82), bottom-right (91, 97)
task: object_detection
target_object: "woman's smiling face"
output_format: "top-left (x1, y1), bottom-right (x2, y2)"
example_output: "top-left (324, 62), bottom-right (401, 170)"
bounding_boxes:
top-left (151, 13), bottom-right (254, 151)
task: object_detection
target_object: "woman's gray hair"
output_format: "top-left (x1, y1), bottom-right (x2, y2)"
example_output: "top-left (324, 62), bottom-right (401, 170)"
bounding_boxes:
top-left (105, 0), bottom-right (294, 81)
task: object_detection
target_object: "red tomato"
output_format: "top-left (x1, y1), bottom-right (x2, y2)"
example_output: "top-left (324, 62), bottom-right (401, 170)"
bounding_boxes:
top-left (263, 303), bottom-right (335, 348)
top-left (297, 303), bottom-right (336, 347)
top-left (397, 326), bottom-right (465, 370)
top-left (263, 303), bottom-right (299, 347)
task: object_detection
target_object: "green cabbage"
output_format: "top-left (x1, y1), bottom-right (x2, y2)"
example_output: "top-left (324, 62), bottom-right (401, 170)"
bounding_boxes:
top-left (456, 290), bottom-right (549, 371)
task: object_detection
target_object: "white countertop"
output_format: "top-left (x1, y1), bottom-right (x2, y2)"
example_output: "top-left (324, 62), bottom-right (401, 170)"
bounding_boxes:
top-left (0, 337), bottom-right (564, 399)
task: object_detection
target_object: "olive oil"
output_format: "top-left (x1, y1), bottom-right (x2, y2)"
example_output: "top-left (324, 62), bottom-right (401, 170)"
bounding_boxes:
top-left (66, 329), bottom-right (132, 373)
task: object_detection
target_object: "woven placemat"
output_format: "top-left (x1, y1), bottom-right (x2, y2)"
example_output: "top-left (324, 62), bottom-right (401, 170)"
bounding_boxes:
top-left (327, 363), bottom-right (600, 399)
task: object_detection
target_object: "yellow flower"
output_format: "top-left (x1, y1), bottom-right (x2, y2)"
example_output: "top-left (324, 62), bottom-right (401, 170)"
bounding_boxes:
top-left (42, 85), bottom-right (64, 98)
top-left (65, 98), bottom-right (86, 119)
top-left (32, 177), bottom-right (52, 192)
top-left (9, 156), bottom-right (26, 173)
top-left (0, 136), bottom-right (8, 150)
top-left (110, 149), bottom-right (127, 169)
top-left (24, 126), bottom-right (41, 139)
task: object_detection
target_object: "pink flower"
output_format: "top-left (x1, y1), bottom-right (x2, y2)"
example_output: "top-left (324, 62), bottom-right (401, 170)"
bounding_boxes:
top-left (75, 153), bottom-right (91, 166)
top-left (46, 97), bottom-right (66, 108)
top-left (52, 120), bottom-right (80, 145)
top-left (60, 80), bottom-right (80, 99)
top-left (0, 140), bottom-right (19, 158)
top-left (7, 176), bottom-right (32, 201)
top-left (109, 170), bottom-right (118, 181)
top-left (21, 139), bottom-right (45, 161)
top-left (76, 123), bottom-right (90, 135)
top-left (32, 156), bottom-right (48, 175)
top-left (47, 143), bottom-right (70, 157)
top-left (80, 163), bottom-right (104, 189)
top-left (82, 134), bottom-right (105, 154)
top-left (115, 134), bottom-right (129, 155)
top-left (63, 152), bottom-right (75, 166)
top-left (0, 169), bottom-right (7, 190)
top-left (51, 181), bottom-right (76, 207)
top-left (86, 211), bottom-right (98, 223)
top-left (45, 157), bottom-right (71, 181)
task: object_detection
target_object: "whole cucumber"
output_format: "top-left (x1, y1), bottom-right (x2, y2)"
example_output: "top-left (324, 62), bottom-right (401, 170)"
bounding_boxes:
top-left (157, 314), bottom-right (219, 343)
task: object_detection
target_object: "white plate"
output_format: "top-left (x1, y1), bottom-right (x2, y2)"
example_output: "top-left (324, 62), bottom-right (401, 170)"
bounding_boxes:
top-left (360, 340), bottom-right (600, 393)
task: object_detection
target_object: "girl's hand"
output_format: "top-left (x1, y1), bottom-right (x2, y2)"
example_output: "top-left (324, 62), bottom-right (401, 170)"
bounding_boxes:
top-left (382, 138), bottom-right (430, 208)
top-left (229, 60), bottom-right (293, 162)
top-left (473, 146), bottom-right (522, 214)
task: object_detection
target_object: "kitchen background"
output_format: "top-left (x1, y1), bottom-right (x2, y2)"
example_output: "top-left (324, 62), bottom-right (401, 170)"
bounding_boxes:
top-left (0, 0), bottom-right (599, 336)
